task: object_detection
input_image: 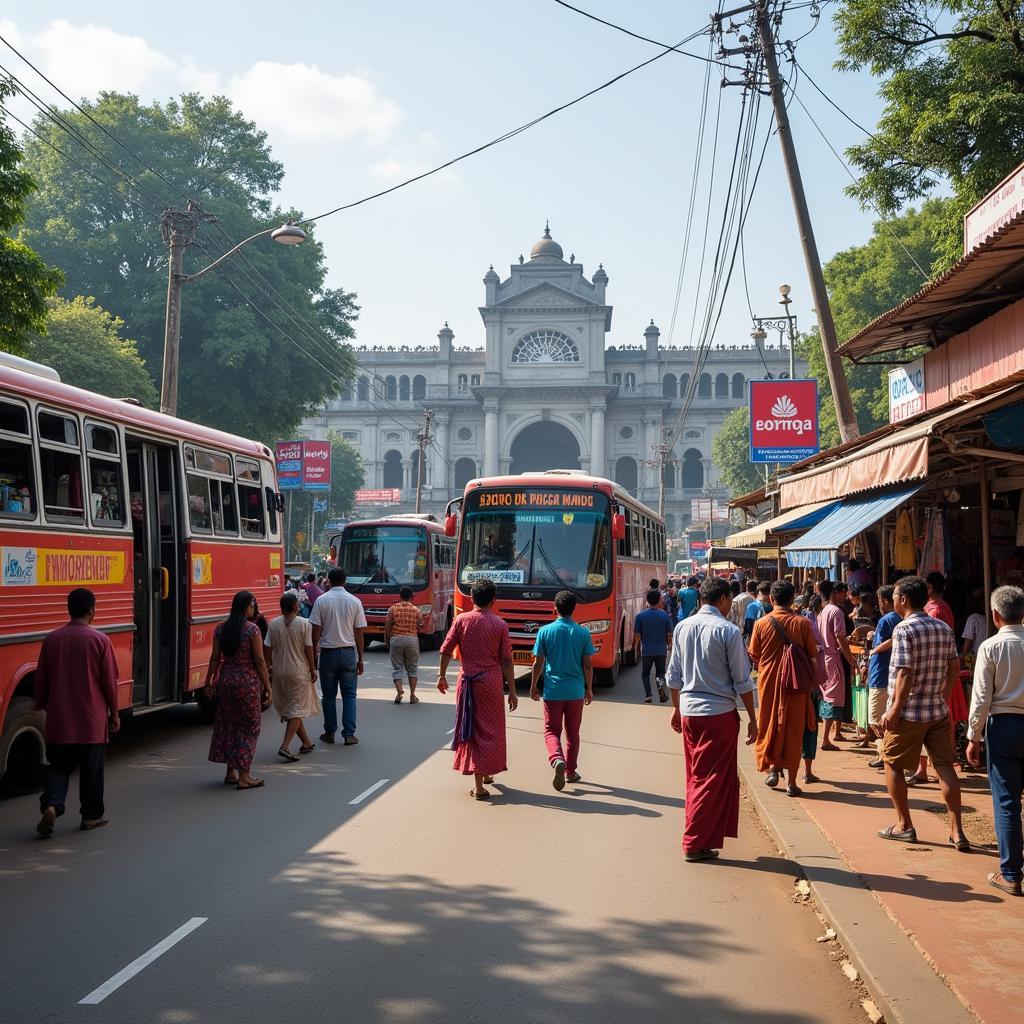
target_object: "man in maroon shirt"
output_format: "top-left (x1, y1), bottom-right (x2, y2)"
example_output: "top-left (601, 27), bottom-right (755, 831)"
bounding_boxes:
top-left (34, 588), bottom-right (120, 838)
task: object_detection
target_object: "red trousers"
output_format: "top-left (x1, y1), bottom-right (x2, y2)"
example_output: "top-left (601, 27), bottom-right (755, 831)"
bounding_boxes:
top-left (682, 710), bottom-right (740, 854)
top-left (543, 699), bottom-right (584, 773)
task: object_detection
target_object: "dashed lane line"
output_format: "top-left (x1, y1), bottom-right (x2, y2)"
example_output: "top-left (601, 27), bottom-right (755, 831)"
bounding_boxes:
top-left (79, 917), bottom-right (207, 1005)
top-left (349, 778), bottom-right (390, 805)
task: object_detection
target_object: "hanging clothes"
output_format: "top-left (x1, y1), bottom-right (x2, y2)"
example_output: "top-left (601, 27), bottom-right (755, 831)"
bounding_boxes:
top-left (893, 508), bottom-right (917, 572)
top-left (919, 507), bottom-right (946, 577)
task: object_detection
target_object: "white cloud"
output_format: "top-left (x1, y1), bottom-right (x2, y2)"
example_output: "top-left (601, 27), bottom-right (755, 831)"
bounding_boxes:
top-left (228, 61), bottom-right (402, 144)
top-left (368, 157), bottom-right (460, 189)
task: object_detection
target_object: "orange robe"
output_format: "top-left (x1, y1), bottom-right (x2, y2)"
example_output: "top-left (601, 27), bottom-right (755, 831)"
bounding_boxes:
top-left (749, 610), bottom-right (818, 775)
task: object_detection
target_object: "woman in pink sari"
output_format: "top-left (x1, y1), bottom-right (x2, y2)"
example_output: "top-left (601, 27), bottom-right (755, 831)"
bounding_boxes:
top-left (437, 579), bottom-right (518, 800)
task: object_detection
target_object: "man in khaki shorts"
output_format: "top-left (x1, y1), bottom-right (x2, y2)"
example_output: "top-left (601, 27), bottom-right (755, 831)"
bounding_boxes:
top-left (877, 576), bottom-right (969, 849)
top-left (385, 587), bottom-right (422, 705)
top-left (865, 586), bottom-right (900, 769)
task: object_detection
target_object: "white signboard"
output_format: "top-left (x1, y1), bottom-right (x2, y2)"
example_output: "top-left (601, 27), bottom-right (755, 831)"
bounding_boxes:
top-left (964, 161), bottom-right (1024, 254)
top-left (462, 569), bottom-right (525, 584)
top-left (888, 357), bottom-right (926, 424)
top-left (690, 499), bottom-right (730, 522)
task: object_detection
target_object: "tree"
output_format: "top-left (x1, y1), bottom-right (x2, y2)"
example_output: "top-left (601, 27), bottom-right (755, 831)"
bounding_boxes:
top-left (0, 79), bottom-right (63, 353)
top-left (18, 92), bottom-right (356, 441)
top-left (712, 407), bottom-right (765, 497)
top-left (27, 296), bottom-right (158, 405)
top-left (285, 433), bottom-right (364, 558)
top-left (835, 1), bottom-right (1024, 269)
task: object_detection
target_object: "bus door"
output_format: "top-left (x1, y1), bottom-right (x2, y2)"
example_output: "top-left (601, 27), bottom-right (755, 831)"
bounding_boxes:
top-left (126, 439), bottom-right (180, 706)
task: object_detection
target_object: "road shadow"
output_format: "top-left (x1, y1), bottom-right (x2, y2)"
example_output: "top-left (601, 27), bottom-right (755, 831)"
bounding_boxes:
top-left (486, 784), bottom-right (661, 817)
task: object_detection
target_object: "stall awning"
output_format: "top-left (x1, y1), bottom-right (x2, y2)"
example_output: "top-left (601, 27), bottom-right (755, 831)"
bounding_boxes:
top-left (784, 485), bottom-right (924, 568)
top-left (726, 500), bottom-right (841, 548)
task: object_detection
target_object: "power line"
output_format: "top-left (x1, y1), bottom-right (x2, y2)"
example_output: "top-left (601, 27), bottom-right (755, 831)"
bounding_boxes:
top-left (301, 26), bottom-right (711, 225)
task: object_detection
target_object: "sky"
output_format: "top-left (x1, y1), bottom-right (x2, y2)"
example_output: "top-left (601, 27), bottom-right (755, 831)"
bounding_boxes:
top-left (1, 1), bottom-right (894, 355)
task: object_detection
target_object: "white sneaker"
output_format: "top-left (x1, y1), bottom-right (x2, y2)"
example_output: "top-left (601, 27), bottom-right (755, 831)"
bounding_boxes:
top-left (552, 759), bottom-right (566, 792)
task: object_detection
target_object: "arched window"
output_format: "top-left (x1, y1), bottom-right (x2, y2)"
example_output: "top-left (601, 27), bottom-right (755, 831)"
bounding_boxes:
top-left (399, 375), bottom-right (410, 401)
top-left (715, 372), bottom-right (729, 398)
top-left (471, 374), bottom-right (481, 386)
top-left (731, 372), bottom-right (745, 399)
top-left (457, 374), bottom-right (468, 394)
top-left (612, 372), bottom-right (622, 385)
top-left (662, 373), bottom-right (677, 399)
top-left (615, 456), bottom-right (638, 494)
top-left (412, 374), bottom-right (427, 400)
top-left (382, 450), bottom-right (403, 489)
top-left (454, 457), bottom-right (476, 490)
top-left (679, 373), bottom-right (690, 398)
top-left (357, 376), bottom-right (369, 401)
top-left (663, 459), bottom-right (676, 490)
top-left (385, 375), bottom-right (397, 401)
top-left (698, 373), bottom-right (712, 398)
top-left (681, 448), bottom-right (703, 489)
top-left (685, 430), bottom-right (701, 440)
top-left (625, 372), bottom-right (636, 389)
top-left (511, 329), bottom-right (580, 363)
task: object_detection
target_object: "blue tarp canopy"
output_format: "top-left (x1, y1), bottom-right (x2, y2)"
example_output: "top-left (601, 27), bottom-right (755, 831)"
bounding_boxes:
top-left (784, 484), bottom-right (924, 569)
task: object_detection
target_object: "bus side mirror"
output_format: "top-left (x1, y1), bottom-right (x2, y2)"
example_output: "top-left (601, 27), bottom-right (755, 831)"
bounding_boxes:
top-left (445, 514), bottom-right (457, 537)
top-left (273, 492), bottom-right (286, 513)
top-left (613, 513), bottom-right (626, 541)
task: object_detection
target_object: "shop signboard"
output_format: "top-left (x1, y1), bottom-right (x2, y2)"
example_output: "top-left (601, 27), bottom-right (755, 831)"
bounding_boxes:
top-left (964, 159), bottom-right (1024, 255)
top-left (354, 488), bottom-right (401, 506)
top-left (888, 357), bottom-right (926, 423)
top-left (275, 441), bottom-right (303, 490)
top-left (690, 498), bottom-right (730, 522)
top-left (301, 440), bottom-right (331, 491)
top-left (748, 379), bottom-right (819, 464)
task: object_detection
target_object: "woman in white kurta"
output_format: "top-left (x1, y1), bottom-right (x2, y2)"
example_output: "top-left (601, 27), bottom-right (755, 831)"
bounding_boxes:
top-left (266, 592), bottom-right (321, 761)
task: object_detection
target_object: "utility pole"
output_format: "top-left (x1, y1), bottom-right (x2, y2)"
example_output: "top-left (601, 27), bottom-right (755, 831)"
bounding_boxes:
top-left (414, 408), bottom-right (434, 514)
top-left (746, 1), bottom-right (860, 442)
top-left (644, 434), bottom-right (675, 520)
top-left (159, 205), bottom-right (201, 417)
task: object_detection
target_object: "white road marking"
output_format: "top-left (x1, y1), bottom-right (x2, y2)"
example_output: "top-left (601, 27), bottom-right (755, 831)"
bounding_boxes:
top-left (445, 727), bottom-right (455, 735)
top-left (349, 778), bottom-right (390, 805)
top-left (79, 917), bottom-right (207, 1005)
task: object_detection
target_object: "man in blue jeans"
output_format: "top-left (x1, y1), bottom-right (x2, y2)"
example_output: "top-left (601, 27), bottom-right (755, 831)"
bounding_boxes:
top-left (968, 585), bottom-right (1024, 896)
top-left (311, 567), bottom-right (367, 745)
top-left (633, 590), bottom-right (674, 704)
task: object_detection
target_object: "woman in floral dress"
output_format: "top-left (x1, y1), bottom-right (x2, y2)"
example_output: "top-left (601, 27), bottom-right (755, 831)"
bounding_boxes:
top-left (205, 590), bottom-right (272, 789)
top-left (437, 579), bottom-right (518, 799)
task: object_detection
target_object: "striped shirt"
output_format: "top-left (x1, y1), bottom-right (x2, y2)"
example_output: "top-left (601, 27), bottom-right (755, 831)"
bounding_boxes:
top-left (888, 610), bottom-right (958, 722)
top-left (386, 601), bottom-right (420, 637)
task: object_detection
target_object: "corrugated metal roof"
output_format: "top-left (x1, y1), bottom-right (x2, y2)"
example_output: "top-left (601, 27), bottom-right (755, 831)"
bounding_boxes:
top-left (839, 210), bottom-right (1024, 360)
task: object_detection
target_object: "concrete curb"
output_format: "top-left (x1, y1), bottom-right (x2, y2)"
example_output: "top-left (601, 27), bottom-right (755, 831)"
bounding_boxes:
top-left (738, 757), bottom-right (978, 1024)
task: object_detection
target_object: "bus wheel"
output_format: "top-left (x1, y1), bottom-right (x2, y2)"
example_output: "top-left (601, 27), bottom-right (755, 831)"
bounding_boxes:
top-left (0, 697), bottom-right (46, 794)
top-left (595, 647), bottom-right (620, 688)
top-left (621, 621), bottom-right (638, 667)
top-left (433, 609), bottom-right (452, 651)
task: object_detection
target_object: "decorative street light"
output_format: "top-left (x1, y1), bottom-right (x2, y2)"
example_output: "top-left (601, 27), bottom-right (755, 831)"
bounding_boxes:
top-left (159, 205), bottom-right (308, 416)
top-left (751, 284), bottom-right (799, 381)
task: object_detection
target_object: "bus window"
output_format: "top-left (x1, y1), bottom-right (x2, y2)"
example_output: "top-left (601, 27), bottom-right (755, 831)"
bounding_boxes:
top-left (238, 481), bottom-right (265, 537)
top-left (187, 473), bottom-right (212, 533)
top-left (236, 458), bottom-right (260, 482)
top-left (86, 421), bottom-right (124, 526)
top-left (0, 399), bottom-right (36, 520)
top-left (86, 423), bottom-right (118, 454)
top-left (210, 479), bottom-right (239, 535)
top-left (38, 409), bottom-right (84, 524)
top-left (186, 445), bottom-right (232, 477)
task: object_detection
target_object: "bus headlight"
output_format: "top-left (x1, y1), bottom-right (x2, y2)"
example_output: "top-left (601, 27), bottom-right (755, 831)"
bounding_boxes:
top-left (583, 620), bottom-right (611, 634)
top-left (417, 604), bottom-right (433, 616)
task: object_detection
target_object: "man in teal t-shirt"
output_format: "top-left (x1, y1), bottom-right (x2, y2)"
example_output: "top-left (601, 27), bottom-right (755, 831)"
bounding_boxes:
top-left (531, 590), bottom-right (596, 791)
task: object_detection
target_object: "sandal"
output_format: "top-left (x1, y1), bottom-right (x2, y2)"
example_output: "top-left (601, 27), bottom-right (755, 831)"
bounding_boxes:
top-left (299, 744), bottom-right (316, 754)
top-left (224, 774), bottom-right (239, 786)
top-left (950, 834), bottom-right (971, 853)
top-left (470, 789), bottom-right (490, 800)
top-left (482, 775), bottom-right (495, 784)
top-left (877, 824), bottom-right (917, 843)
top-left (237, 779), bottom-right (265, 790)
top-left (820, 743), bottom-right (839, 752)
top-left (409, 695), bottom-right (420, 704)
top-left (394, 693), bottom-right (404, 704)
top-left (278, 748), bottom-right (300, 763)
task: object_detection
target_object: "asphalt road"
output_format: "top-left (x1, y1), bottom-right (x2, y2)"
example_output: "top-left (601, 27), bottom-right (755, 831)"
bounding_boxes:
top-left (0, 646), bottom-right (863, 1024)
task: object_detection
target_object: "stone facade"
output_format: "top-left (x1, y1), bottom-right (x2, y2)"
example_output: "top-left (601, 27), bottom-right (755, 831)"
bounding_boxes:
top-left (302, 226), bottom-right (802, 535)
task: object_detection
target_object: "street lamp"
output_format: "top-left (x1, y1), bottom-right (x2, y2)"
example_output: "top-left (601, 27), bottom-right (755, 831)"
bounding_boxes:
top-left (159, 207), bottom-right (307, 416)
top-left (750, 285), bottom-right (798, 382)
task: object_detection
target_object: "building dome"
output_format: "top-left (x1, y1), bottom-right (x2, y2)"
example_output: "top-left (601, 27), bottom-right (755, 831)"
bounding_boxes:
top-left (530, 222), bottom-right (564, 261)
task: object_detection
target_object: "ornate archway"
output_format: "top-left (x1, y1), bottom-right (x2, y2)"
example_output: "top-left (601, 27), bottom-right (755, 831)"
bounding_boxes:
top-left (509, 420), bottom-right (582, 475)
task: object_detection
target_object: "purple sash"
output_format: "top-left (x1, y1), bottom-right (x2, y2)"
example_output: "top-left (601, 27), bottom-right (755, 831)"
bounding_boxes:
top-left (451, 671), bottom-right (485, 749)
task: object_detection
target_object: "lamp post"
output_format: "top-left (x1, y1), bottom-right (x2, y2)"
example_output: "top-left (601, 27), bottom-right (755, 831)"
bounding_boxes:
top-left (159, 206), bottom-right (307, 416)
top-left (751, 284), bottom-right (799, 381)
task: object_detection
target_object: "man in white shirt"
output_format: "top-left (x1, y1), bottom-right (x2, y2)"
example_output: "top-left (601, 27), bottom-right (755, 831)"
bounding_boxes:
top-left (310, 567), bottom-right (367, 745)
top-left (967, 585), bottom-right (1024, 896)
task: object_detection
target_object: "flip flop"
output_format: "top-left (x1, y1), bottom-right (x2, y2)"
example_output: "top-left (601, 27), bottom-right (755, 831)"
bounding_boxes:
top-left (394, 693), bottom-right (403, 704)
top-left (277, 748), bottom-right (300, 762)
top-left (470, 789), bottom-right (490, 800)
top-left (80, 818), bottom-right (109, 831)
top-left (224, 776), bottom-right (239, 785)
top-left (950, 835), bottom-right (971, 853)
top-left (409, 695), bottom-right (420, 704)
top-left (299, 744), bottom-right (316, 754)
top-left (878, 824), bottom-right (917, 843)
top-left (237, 779), bottom-right (265, 790)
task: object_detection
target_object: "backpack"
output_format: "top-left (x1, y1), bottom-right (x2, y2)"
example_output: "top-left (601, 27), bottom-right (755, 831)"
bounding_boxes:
top-left (767, 616), bottom-right (816, 694)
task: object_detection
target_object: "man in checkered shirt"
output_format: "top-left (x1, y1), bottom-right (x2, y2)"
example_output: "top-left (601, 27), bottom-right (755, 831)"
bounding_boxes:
top-left (877, 575), bottom-right (969, 849)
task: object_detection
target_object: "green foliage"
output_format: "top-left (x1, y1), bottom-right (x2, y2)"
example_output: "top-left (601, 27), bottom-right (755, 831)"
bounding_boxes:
top-left (286, 433), bottom-right (365, 555)
top-left (18, 91), bottom-right (356, 441)
top-left (834, 0), bottom-right (1024, 269)
top-left (27, 296), bottom-right (158, 407)
top-left (0, 79), bottom-right (63, 353)
top-left (712, 407), bottom-right (765, 497)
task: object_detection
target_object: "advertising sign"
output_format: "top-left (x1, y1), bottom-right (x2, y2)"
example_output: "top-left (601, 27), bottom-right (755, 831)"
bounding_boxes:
top-left (690, 499), bottom-right (730, 522)
top-left (275, 441), bottom-right (303, 491)
top-left (888, 357), bottom-right (926, 423)
top-left (964, 160), bottom-right (1024, 255)
top-left (354, 488), bottom-right (402, 506)
top-left (301, 440), bottom-right (331, 491)
top-left (748, 379), bottom-right (819, 464)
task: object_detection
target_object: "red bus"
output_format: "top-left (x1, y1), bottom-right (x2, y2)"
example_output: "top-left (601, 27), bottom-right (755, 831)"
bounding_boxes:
top-left (330, 514), bottom-right (456, 648)
top-left (446, 470), bottom-right (666, 684)
top-left (0, 355), bottom-right (284, 785)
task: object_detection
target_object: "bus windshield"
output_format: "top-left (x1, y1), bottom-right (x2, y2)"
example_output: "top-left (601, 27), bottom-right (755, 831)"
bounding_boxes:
top-left (459, 489), bottom-right (611, 592)
top-left (338, 525), bottom-right (429, 590)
